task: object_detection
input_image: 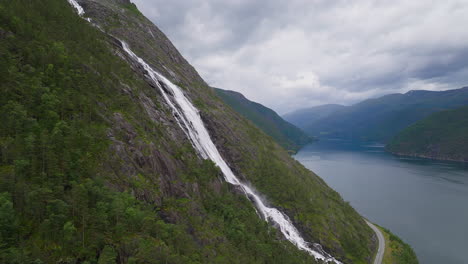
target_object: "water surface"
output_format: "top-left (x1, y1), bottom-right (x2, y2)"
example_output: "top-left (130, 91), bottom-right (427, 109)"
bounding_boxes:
top-left (295, 140), bottom-right (468, 264)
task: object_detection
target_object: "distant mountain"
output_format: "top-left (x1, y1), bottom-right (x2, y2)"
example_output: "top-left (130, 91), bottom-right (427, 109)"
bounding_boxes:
top-left (386, 106), bottom-right (468, 162)
top-left (283, 104), bottom-right (345, 130)
top-left (289, 87), bottom-right (468, 142)
top-left (214, 88), bottom-right (312, 151)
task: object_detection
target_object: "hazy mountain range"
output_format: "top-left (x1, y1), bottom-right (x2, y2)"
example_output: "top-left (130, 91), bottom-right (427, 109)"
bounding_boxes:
top-left (284, 87), bottom-right (468, 142)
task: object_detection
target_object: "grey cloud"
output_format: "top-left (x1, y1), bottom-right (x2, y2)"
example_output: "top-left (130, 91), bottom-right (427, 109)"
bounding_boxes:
top-left (132, 0), bottom-right (468, 113)
top-left (411, 49), bottom-right (468, 80)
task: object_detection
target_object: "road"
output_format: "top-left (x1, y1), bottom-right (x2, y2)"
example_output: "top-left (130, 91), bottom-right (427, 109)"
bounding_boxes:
top-left (366, 220), bottom-right (385, 264)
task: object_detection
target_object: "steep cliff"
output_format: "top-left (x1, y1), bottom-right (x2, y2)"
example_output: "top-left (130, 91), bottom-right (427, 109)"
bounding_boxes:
top-left (0, 0), bottom-right (379, 263)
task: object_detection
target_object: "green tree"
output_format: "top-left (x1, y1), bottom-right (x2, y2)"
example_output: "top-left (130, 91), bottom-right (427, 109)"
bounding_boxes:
top-left (98, 245), bottom-right (117, 264)
top-left (0, 193), bottom-right (17, 247)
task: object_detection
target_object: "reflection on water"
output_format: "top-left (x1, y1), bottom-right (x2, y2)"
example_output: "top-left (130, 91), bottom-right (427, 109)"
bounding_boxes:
top-left (295, 140), bottom-right (468, 264)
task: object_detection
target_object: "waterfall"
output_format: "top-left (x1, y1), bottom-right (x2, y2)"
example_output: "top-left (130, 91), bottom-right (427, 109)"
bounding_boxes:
top-left (68, 0), bottom-right (85, 15)
top-left (67, 1), bottom-right (342, 263)
top-left (120, 43), bottom-right (341, 264)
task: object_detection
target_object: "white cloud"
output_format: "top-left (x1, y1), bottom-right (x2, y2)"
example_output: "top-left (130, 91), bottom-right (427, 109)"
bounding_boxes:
top-left (132, 0), bottom-right (468, 114)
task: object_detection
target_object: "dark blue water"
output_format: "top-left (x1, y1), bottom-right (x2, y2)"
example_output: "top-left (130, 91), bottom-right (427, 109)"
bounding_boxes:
top-left (295, 140), bottom-right (468, 264)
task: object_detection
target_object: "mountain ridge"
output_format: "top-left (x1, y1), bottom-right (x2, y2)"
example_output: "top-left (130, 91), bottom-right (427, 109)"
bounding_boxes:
top-left (286, 87), bottom-right (468, 141)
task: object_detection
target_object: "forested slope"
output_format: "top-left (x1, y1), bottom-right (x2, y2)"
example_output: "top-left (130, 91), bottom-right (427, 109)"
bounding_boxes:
top-left (387, 106), bottom-right (468, 162)
top-left (214, 88), bottom-right (312, 152)
top-left (0, 0), bottom-right (394, 263)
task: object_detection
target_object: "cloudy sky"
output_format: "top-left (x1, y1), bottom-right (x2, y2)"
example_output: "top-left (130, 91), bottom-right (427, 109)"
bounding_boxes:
top-left (132, 0), bottom-right (468, 114)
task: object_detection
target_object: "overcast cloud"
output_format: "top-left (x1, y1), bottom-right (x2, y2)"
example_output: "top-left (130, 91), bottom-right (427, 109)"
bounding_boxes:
top-left (132, 0), bottom-right (468, 114)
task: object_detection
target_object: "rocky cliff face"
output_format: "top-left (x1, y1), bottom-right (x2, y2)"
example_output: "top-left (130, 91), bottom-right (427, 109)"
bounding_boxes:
top-left (75, 0), bottom-right (378, 263)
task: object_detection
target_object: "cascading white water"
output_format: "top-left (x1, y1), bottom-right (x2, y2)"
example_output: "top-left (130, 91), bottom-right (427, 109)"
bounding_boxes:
top-left (67, 1), bottom-right (342, 263)
top-left (68, 0), bottom-right (85, 15)
top-left (121, 43), bottom-right (341, 264)
top-left (68, 0), bottom-right (92, 22)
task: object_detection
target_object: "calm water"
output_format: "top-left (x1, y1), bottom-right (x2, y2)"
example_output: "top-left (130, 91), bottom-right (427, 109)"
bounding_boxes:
top-left (295, 140), bottom-right (468, 264)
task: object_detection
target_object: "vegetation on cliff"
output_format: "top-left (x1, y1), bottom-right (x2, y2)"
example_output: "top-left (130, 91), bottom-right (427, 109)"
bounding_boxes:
top-left (214, 88), bottom-right (312, 152)
top-left (0, 0), bottom-right (399, 263)
top-left (0, 1), bottom-right (320, 263)
top-left (386, 106), bottom-right (468, 162)
top-left (378, 227), bottom-right (419, 264)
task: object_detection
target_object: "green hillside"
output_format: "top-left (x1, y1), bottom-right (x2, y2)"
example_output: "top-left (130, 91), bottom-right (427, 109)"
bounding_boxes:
top-left (386, 106), bottom-right (468, 162)
top-left (0, 0), bottom-right (416, 263)
top-left (214, 88), bottom-right (312, 152)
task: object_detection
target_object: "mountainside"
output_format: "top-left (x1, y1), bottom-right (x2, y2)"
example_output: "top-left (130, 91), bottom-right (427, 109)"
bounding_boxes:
top-left (386, 106), bottom-right (468, 162)
top-left (283, 104), bottom-right (345, 130)
top-left (214, 88), bottom-right (312, 152)
top-left (291, 88), bottom-right (468, 141)
top-left (0, 0), bottom-right (419, 263)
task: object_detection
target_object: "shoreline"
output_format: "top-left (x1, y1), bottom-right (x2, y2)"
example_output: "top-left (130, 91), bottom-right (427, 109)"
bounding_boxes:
top-left (385, 150), bottom-right (468, 163)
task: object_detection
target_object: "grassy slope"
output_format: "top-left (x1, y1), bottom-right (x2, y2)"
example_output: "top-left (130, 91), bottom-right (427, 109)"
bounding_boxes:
top-left (214, 88), bottom-right (312, 152)
top-left (378, 227), bottom-right (418, 264)
top-left (386, 106), bottom-right (468, 162)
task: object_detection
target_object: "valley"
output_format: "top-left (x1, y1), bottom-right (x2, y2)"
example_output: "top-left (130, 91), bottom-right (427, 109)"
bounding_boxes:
top-left (1, 0), bottom-right (465, 263)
